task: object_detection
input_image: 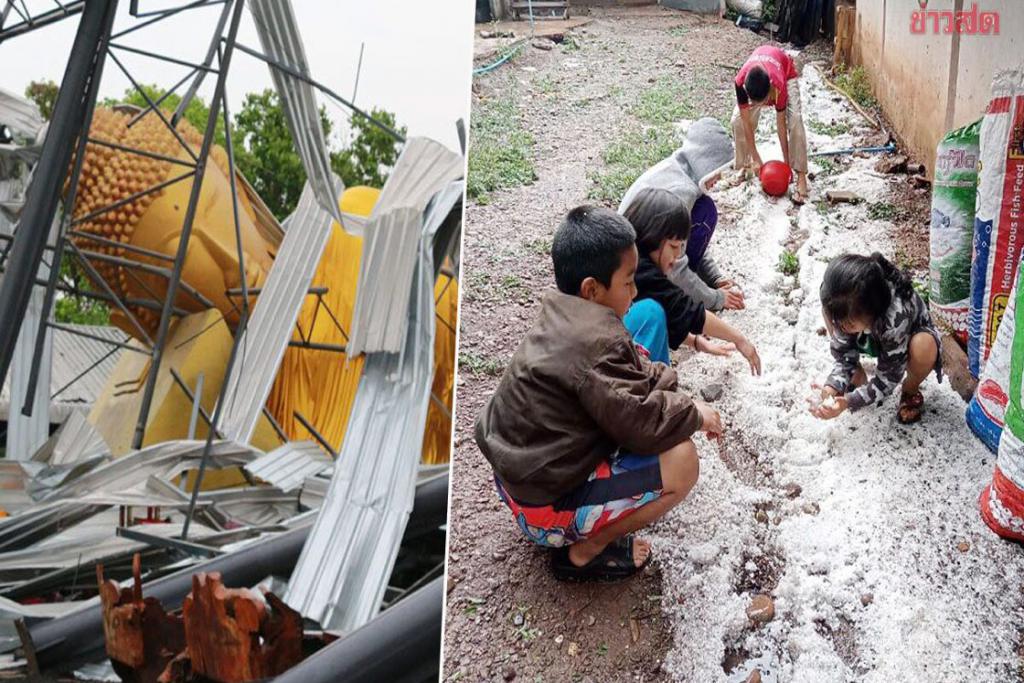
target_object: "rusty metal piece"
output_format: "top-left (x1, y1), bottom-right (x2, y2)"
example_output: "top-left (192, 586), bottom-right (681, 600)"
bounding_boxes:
top-left (97, 554), bottom-right (186, 683)
top-left (183, 572), bottom-right (303, 682)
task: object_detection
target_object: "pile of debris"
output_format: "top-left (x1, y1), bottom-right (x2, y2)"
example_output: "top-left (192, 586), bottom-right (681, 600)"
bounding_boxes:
top-left (0, 414), bottom-right (448, 682)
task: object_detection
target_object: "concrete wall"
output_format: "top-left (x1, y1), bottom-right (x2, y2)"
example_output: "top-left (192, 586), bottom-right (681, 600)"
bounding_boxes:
top-left (853, 0), bottom-right (1023, 173)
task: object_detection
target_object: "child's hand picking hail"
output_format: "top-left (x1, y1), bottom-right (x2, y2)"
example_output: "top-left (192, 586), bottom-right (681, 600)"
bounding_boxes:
top-left (737, 338), bottom-right (762, 376)
top-left (696, 400), bottom-right (722, 439)
top-left (807, 383), bottom-right (847, 420)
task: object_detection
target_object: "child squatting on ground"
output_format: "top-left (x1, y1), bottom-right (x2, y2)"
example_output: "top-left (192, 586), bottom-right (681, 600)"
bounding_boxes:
top-left (619, 118), bottom-right (743, 313)
top-left (474, 206), bottom-right (722, 582)
top-left (621, 187), bottom-right (761, 374)
top-left (810, 253), bottom-right (943, 424)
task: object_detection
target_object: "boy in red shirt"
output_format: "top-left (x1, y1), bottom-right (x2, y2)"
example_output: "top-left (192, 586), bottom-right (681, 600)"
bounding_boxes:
top-left (731, 45), bottom-right (810, 204)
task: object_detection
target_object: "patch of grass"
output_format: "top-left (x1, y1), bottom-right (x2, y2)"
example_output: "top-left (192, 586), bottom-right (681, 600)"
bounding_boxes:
top-left (762, 0), bottom-right (778, 20)
top-left (815, 199), bottom-right (830, 215)
top-left (913, 279), bottom-right (930, 304)
top-left (814, 156), bottom-right (840, 177)
top-left (597, 643), bottom-right (609, 656)
top-left (524, 236), bottom-right (552, 255)
top-left (867, 201), bottom-right (911, 222)
top-left (535, 74), bottom-right (557, 94)
top-left (589, 127), bottom-right (677, 203)
top-left (778, 249), bottom-right (800, 277)
top-left (467, 93), bottom-right (536, 202)
top-left (807, 118), bottom-right (851, 137)
top-left (459, 351), bottom-right (505, 377)
top-left (498, 274), bottom-right (525, 295)
top-left (633, 78), bottom-right (696, 126)
top-left (833, 64), bottom-right (877, 109)
top-left (562, 33), bottom-right (581, 52)
top-left (668, 25), bottom-right (688, 37)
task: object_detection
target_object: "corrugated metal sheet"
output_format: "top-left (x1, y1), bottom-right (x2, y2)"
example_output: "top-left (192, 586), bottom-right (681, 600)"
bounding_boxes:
top-left (283, 174), bottom-right (459, 632)
top-left (0, 86), bottom-right (44, 142)
top-left (218, 181), bottom-right (337, 444)
top-left (248, 0), bottom-right (343, 225)
top-left (0, 324), bottom-right (126, 425)
top-left (31, 411), bottom-right (108, 467)
top-left (4, 245), bottom-right (51, 460)
top-left (43, 439), bottom-right (259, 502)
top-left (244, 441), bottom-right (331, 493)
top-left (346, 138), bottom-right (464, 356)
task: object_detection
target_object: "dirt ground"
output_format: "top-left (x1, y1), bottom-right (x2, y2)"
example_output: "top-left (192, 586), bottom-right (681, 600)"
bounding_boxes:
top-left (445, 6), bottom-right (967, 682)
top-left (446, 8), bottom-right (811, 682)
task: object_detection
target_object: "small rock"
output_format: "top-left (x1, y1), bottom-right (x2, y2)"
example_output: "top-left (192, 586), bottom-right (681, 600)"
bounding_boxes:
top-left (802, 502), bottom-right (820, 515)
top-left (746, 594), bottom-right (775, 624)
top-left (532, 39), bottom-right (554, 51)
top-left (630, 616), bottom-right (640, 642)
top-left (746, 670), bottom-right (763, 683)
top-left (754, 509), bottom-right (769, 524)
top-left (587, 614), bottom-right (596, 626)
top-left (503, 666), bottom-right (517, 681)
top-left (826, 189), bottom-right (860, 204)
top-left (874, 154), bottom-right (908, 174)
top-left (910, 174), bottom-right (931, 188)
top-left (701, 383), bottom-right (724, 402)
top-left (861, 592), bottom-right (874, 606)
top-left (783, 482), bottom-right (802, 499)
top-left (513, 612), bottom-right (525, 627)
top-left (492, 550), bottom-right (507, 562)
top-left (957, 540), bottom-right (971, 552)
top-left (816, 326), bottom-right (827, 336)
top-left (554, 634), bottom-right (564, 645)
top-left (567, 641), bottom-right (579, 657)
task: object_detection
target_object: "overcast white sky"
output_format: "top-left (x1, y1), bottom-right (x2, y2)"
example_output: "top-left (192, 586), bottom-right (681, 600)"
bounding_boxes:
top-left (0, 1), bottom-right (475, 151)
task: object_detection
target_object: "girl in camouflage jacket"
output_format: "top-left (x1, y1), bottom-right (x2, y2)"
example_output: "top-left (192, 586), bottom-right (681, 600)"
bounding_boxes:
top-left (810, 253), bottom-right (942, 424)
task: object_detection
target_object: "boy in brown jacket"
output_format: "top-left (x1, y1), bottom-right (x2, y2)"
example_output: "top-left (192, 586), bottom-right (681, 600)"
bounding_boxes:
top-left (475, 206), bottom-right (720, 581)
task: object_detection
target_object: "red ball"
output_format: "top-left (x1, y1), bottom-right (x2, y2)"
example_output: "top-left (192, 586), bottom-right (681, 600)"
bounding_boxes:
top-left (759, 160), bottom-right (793, 197)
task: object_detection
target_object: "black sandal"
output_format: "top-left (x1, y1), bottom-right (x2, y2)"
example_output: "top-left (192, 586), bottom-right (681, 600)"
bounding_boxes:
top-left (550, 535), bottom-right (651, 583)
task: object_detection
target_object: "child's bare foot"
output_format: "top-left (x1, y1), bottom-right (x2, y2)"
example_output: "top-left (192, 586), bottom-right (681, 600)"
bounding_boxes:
top-left (552, 536), bottom-right (653, 582)
top-left (568, 536), bottom-right (650, 568)
top-left (897, 390), bottom-right (924, 424)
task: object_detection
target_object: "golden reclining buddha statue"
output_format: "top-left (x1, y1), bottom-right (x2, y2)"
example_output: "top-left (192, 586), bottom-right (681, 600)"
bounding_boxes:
top-left (71, 106), bottom-right (456, 468)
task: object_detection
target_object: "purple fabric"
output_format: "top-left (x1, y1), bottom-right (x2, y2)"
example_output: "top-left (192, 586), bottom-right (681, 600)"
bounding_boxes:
top-left (686, 194), bottom-right (718, 266)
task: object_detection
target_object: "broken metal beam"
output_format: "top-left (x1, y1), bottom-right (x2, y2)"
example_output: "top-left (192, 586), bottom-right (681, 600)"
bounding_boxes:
top-left (184, 572), bottom-right (303, 681)
top-left (116, 526), bottom-right (224, 559)
top-left (97, 555), bottom-right (185, 683)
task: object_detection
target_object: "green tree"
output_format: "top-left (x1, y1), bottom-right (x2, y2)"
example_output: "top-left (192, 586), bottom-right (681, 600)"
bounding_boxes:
top-left (24, 79), bottom-right (58, 121)
top-left (105, 84), bottom-right (227, 147)
top-left (232, 89), bottom-right (318, 220)
top-left (233, 90), bottom-right (404, 220)
top-left (330, 108), bottom-right (405, 189)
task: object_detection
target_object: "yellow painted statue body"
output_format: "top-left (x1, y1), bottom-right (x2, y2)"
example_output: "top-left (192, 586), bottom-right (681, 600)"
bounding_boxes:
top-left (72, 107), bottom-right (277, 335)
top-left (76, 107), bottom-right (456, 465)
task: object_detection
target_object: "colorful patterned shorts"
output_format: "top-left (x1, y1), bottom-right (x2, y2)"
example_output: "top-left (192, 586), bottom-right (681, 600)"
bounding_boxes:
top-left (495, 453), bottom-right (663, 547)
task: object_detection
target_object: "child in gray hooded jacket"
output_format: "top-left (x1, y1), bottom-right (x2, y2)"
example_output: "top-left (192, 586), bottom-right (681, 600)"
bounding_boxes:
top-left (618, 118), bottom-right (743, 312)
